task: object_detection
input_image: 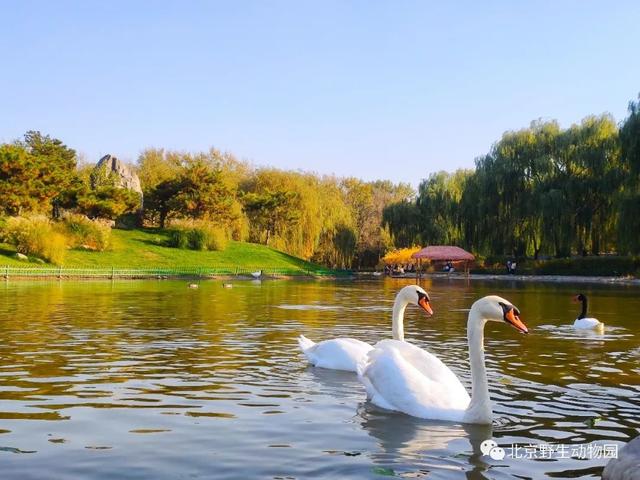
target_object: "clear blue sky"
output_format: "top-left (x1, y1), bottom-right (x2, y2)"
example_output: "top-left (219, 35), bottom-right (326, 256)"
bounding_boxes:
top-left (1, 1), bottom-right (638, 186)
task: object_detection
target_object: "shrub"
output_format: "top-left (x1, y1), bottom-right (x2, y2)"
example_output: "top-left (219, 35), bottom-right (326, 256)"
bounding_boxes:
top-left (533, 256), bottom-right (640, 276)
top-left (187, 227), bottom-right (207, 250)
top-left (1, 216), bottom-right (67, 265)
top-left (168, 228), bottom-right (190, 249)
top-left (204, 225), bottom-right (228, 251)
top-left (115, 213), bottom-right (140, 230)
top-left (62, 214), bottom-right (111, 251)
top-left (167, 219), bottom-right (229, 251)
top-left (470, 255), bottom-right (640, 277)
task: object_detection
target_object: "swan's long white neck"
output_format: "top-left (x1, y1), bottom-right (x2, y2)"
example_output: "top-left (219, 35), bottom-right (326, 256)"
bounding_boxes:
top-left (464, 308), bottom-right (493, 424)
top-left (391, 294), bottom-right (410, 341)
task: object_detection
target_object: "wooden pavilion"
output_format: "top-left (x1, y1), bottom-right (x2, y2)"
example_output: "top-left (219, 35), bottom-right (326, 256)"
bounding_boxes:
top-left (411, 245), bottom-right (475, 276)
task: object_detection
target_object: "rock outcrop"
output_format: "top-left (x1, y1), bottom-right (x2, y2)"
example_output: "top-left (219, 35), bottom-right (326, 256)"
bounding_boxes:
top-left (92, 154), bottom-right (143, 196)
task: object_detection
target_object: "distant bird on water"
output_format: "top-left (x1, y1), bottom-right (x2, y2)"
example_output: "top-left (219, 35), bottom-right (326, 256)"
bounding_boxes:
top-left (572, 293), bottom-right (604, 330)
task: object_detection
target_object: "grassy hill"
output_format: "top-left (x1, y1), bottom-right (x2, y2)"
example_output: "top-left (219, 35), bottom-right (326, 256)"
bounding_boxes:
top-left (0, 228), bottom-right (328, 274)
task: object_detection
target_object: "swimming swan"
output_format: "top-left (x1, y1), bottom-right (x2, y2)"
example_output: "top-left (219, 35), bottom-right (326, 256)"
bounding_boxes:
top-left (357, 295), bottom-right (528, 424)
top-left (572, 293), bottom-right (604, 330)
top-left (297, 285), bottom-right (433, 372)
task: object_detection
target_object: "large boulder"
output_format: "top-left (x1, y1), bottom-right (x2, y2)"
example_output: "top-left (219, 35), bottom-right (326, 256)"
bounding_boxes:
top-left (92, 154), bottom-right (143, 196)
top-left (603, 435), bottom-right (640, 479)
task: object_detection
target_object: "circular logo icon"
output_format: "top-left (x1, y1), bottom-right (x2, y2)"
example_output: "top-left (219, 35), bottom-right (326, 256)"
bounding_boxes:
top-left (480, 439), bottom-right (498, 456)
top-left (489, 446), bottom-right (505, 460)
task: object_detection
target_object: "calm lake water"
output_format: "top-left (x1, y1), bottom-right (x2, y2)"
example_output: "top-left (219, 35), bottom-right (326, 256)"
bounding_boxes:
top-left (0, 278), bottom-right (638, 479)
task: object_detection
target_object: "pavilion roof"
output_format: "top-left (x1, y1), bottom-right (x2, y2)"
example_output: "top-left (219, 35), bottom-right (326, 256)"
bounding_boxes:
top-left (411, 245), bottom-right (475, 261)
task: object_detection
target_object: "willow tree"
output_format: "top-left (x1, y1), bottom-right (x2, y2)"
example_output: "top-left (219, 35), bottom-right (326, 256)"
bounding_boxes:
top-left (561, 115), bottom-right (621, 255)
top-left (618, 95), bottom-right (640, 253)
top-left (342, 178), bottom-right (412, 268)
top-left (474, 121), bottom-right (562, 257)
top-left (383, 113), bottom-right (626, 260)
top-left (413, 170), bottom-right (470, 245)
top-left (241, 169), bottom-right (324, 259)
top-left (312, 177), bottom-right (357, 268)
top-left (382, 200), bottom-right (421, 248)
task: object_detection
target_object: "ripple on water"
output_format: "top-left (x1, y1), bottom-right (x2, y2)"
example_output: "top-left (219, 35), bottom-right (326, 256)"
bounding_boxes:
top-left (0, 279), bottom-right (638, 479)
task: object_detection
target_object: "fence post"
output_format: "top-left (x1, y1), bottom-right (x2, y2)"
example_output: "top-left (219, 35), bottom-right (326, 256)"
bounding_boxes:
top-left (4, 265), bottom-right (7, 280)
top-left (111, 266), bottom-right (115, 280)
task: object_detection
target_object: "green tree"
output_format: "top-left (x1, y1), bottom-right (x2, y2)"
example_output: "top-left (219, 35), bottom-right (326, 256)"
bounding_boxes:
top-left (20, 131), bottom-right (77, 216)
top-left (241, 169), bottom-right (318, 258)
top-left (136, 148), bottom-right (182, 192)
top-left (0, 131), bottom-right (78, 216)
top-left (76, 186), bottom-right (141, 220)
top-left (0, 144), bottom-right (41, 215)
top-left (144, 178), bottom-right (183, 228)
top-left (341, 178), bottom-right (411, 267)
top-left (620, 94), bottom-right (640, 177)
top-left (242, 190), bottom-right (301, 245)
top-left (144, 159), bottom-right (245, 237)
top-left (617, 94), bottom-right (640, 253)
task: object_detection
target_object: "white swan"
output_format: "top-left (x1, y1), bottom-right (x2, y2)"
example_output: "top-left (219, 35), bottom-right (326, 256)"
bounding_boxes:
top-left (358, 295), bottom-right (528, 424)
top-left (297, 285), bottom-right (433, 372)
top-left (572, 293), bottom-right (604, 330)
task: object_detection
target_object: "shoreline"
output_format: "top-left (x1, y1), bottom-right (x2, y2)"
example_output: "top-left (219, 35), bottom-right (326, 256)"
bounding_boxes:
top-left (357, 271), bottom-right (640, 286)
top-left (0, 265), bottom-right (347, 281)
top-left (0, 272), bottom-right (344, 281)
top-left (2, 268), bottom-right (638, 285)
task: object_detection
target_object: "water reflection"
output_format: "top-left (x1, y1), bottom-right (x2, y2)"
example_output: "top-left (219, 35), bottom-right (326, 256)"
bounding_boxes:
top-left (0, 278), bottom-right (638, 479)
top-left (358, 403), bottom-right (494, 477)
top-left (305, 367), bottom-right (362, 399)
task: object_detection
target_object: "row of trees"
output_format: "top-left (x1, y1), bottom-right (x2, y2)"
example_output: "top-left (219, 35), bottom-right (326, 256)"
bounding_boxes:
top-left (0, 135), bottom-right (412, 268)
top-left (2, 93), bottom-right (639, 266)
top-left (384, 95), bottom-right (640, 257)
top-left (0, 131), bottom-right (140, 221)
top-left (137, 149), bottom-right (412, 267)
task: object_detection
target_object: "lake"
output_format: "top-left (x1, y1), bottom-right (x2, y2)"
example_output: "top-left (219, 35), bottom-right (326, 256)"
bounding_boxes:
top-left (0, 278), bottom-right (638, 479)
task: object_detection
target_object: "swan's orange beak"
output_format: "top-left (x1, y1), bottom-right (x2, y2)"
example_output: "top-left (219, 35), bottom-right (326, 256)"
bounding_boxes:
top-left (418, 297), bottom-right (433, 316)
top-left (505, 308), bottom-right (528, 334)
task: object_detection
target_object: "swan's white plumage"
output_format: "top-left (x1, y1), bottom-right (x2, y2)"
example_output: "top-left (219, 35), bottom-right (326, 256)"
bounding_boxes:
top-left (358, 295), bottom-right (526, 424)
top-left (572, 294), bottom-right (603, 330)
top-left (297, 335), bottom-right (373, 372)
top-left (297, 285), bottom-right (430, 372)
top-left (573, 317), bottom-right (603, 330)
top-left (358, 339), bottom-right (470, 421)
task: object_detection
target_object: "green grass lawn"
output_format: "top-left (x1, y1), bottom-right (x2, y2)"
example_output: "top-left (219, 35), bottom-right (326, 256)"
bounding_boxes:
top-left (0, 228), bottom-right (325, 272)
